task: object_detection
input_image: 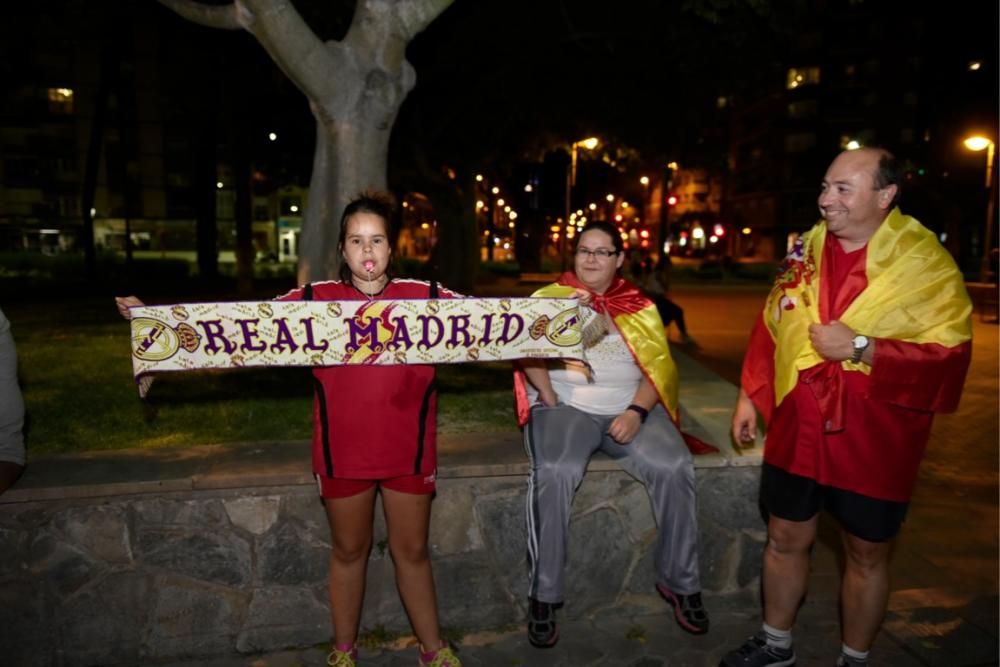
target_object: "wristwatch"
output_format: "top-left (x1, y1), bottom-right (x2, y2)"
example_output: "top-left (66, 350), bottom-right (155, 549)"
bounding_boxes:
top-left (850, 334), bottom-right (870, 363)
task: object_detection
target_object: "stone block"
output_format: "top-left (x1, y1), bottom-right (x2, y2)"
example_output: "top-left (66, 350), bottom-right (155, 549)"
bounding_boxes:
top-left (134, 496), bottom-right (229, 528)
top-left (696, 517), bottom-right (738, 593)
top-left (236, 586), bottom-right (329, 653)
top-left (256, 521), bottom-right (328, 586)
top-left (624, 544), bottom-right (656, 595)
top-left (55, 571), bottom-right (149, 666)
top-left (52, 504), bottom-right (132, 564)
top-left (29, 532), bottom-right (101, 597)
top-left (429, 483), bottom-right (484, 556)
top-left (475, 488), bottom-right (528, 598)
top-left (137, 530), bottom-right (252, 586)
top-left (565, 508), bottom-right (632, 614)
top-left (0, 524), bottom-right (26, 578)
top-left (572, 472), bottom-right (623, 515)
top-left (280, 491), bottom-right (330, 540)
top-left (224, 495), bottom-right (280, 535)
top-left (145, 576), bottom-right (247, 659)
top-left (614, 483), bottom-right (657, 544)
top-left (435, 554), bottom-right (518, 629)
top-left (1, 579), bottom-right (49, 667)
top-left (696, 467), bottom-right (764, 533)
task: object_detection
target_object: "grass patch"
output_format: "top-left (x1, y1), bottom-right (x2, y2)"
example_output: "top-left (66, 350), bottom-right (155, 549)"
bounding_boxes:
top-left (9, 296), bottom-right (517, 457)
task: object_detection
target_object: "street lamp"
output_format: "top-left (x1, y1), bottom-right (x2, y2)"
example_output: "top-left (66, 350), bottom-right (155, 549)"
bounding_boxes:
top-left (963, 135), bottom-right (997, 282)
top-left (563, 137), bottom-right (599, 268)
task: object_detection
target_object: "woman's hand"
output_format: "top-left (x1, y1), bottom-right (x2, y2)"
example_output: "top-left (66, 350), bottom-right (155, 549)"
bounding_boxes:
top-left (569, 288), bottom-right (593, 308)
top-left (115, 296), bottom-right (145, 320)
top-left (535, 388), bottom-right (559, 407)
top-left (608, 409), bottom-right (642, 444)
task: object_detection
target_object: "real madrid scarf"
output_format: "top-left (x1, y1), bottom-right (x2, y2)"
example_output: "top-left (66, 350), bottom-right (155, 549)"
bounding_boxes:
top-left (127, 297), bottom-right (587, 397)
top-left (766, 207), bottom-right (973, 411)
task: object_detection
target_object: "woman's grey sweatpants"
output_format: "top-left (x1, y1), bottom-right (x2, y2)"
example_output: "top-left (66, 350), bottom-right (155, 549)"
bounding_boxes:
top-left (523, 403), bottom-right (701, 603)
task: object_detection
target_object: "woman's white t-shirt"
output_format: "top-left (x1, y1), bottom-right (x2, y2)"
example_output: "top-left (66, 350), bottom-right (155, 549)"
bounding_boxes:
top-left (527, 329), bottom-right (642, 416)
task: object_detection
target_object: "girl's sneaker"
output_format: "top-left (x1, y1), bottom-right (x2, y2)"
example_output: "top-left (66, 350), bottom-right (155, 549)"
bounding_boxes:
top-left (327, 643), bottom-right (358, 667)
top-left (418, 643), bottom-right (462, 667)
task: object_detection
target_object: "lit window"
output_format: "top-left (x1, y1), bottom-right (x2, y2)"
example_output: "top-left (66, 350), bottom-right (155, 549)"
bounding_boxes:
top-left (48, 87), bottom-right (74, 114)
top-left (785, 67), bottom-right (820, 90)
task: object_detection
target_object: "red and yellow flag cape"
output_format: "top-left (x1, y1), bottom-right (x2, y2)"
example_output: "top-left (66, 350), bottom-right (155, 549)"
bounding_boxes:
top-left (513, 272), bottom-right (679, 425)
top-left (765, 208), bottom-right (973, 407)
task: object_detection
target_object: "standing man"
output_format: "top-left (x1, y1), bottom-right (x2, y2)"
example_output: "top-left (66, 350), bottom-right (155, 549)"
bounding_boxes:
top-left (721, 148), bottom-right (972, 667)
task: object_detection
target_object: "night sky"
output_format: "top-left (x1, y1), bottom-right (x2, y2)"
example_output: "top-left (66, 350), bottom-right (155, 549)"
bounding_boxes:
top-left (3, 1), bottom-right (998, 205)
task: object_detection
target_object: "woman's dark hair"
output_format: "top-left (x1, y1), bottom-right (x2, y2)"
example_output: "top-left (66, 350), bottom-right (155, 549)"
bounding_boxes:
top-left (337, 190), bottom-right (397, 282)
top-left (575, 220), bottom-right (624, 255)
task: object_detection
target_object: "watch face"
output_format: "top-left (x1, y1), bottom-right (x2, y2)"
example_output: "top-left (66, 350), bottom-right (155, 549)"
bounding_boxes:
top-left (853, 335), bottom-right (869, 349)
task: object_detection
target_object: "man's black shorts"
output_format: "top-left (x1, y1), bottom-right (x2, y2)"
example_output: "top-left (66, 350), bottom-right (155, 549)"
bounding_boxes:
top-left (760, 463), bottom-right (909, 542)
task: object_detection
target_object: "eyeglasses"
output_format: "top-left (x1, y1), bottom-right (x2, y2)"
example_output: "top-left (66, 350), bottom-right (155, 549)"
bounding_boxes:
top-left (576, 247), bottom-right (618, 259)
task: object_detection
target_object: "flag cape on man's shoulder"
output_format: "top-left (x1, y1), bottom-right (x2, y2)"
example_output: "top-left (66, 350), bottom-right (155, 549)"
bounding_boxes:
top-left (764, 207), bottom-right (973, 408)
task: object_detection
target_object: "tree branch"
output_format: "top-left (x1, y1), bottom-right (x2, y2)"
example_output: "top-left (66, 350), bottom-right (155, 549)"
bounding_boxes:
top-left (157, 0), bottom-right (243, 30)
top-left (239, 0), bottom-right (337, 103)
top-left (398, 0), bottom-right (455, 39)
top-left (353, 0), bottom-right (454, 43)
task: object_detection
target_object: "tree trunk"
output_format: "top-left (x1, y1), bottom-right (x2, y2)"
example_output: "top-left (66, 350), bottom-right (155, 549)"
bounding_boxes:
top-left (80, 34), bottom-right (117, 281)
top-left (195, 115), bottom-right (219, 280)
top-left (425, 174), bottom-right (478, 294)
top-left (233, 132), bottom-right (254, 295)
top-left (297, 67), bottom-right (412, 284)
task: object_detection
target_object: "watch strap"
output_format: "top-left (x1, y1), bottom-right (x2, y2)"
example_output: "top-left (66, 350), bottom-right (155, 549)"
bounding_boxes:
top-left (626, 404), bottom-right (649, 423)
top-left (851, 336), bottom-right (868, 363)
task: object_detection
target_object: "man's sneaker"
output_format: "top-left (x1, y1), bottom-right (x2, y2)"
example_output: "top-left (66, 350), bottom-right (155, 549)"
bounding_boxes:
top-left (527, 597), bottom-right (559, 647)
top-left (656, 583), bottom-right (710, 634)
top-left (418, 643), bottom-right (462, 667)
top-left (327, 644), bottom-right (357, 667)
top-left (836, 655), bottom-right (867, 667)
top-left (719, 632), bottom-right (796, 666)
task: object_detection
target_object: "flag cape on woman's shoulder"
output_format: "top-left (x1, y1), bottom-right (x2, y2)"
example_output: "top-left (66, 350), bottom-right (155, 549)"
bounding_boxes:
top-left (513, 272), bottom-right (717, 455)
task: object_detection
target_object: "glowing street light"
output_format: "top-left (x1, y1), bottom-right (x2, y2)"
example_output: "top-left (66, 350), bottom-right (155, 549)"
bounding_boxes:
top-left (564, 137), bottom-right (600, 267)
top-left (963, 135), bottom-right (997, 282)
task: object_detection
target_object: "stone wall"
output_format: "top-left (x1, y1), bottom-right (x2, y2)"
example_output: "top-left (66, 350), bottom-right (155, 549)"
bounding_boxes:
top-left (0, 461), bottom-right (763, 666)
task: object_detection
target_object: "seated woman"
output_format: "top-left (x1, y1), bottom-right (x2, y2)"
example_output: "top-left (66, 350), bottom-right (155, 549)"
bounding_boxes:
top-left (514, 221), bottom-right (709, 648)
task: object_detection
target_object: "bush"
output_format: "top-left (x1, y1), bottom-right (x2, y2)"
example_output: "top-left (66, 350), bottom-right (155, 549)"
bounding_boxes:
top-left (478, 260), bottom-right (521, 277)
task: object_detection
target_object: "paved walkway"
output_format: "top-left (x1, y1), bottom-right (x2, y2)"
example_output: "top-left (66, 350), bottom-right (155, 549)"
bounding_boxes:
top-left (157, 580), bottom-right (995, 666)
